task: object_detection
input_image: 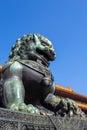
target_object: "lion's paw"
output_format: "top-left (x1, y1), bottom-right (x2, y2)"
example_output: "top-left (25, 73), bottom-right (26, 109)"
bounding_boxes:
top-left (27, 104), bottom-right (40, 114)
top-left (10, 103), bottom-right (40, 114)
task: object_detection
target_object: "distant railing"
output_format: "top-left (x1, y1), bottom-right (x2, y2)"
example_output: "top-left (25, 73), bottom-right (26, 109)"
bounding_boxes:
top-left (55, 85), bottom-right (87, 104)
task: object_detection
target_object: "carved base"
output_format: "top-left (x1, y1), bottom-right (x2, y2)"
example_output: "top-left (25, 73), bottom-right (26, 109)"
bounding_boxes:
top-left (0, 108), bottom-right (87, 130)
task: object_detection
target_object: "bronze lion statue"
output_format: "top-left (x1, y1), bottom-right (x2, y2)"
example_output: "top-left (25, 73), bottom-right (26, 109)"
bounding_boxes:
top-left (1, 34), bottom-right (85, 117)
top-left (2, 34), bottom-right (58, 114)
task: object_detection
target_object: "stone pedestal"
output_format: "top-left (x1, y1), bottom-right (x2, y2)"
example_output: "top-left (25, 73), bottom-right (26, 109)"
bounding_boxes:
top-left (0, 108), bottom-right (87, 130)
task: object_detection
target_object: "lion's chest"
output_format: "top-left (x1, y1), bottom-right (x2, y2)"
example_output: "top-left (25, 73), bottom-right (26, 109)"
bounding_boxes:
top-left (22, 65), bottom-right (44, 105)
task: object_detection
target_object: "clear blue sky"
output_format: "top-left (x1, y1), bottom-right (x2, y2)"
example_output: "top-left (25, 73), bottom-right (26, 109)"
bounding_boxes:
top-left (0, 0), bottom-right (87, 95)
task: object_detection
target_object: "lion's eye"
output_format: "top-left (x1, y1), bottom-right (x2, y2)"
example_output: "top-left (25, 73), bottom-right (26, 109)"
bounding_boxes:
top-left (41, 42), bottom-right (46, 46)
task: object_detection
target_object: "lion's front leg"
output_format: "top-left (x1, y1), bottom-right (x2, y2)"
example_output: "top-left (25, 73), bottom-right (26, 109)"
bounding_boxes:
top-left (3, 76), bottom-right (26, 111)
top-left (3, 61), bottom-right (26, 111)
top-left (3, 61), bottom-right (40, 114)
top-left (3, 76), bottom-right (40, 114)
top-left (41, 77), bottom-right (60, 111)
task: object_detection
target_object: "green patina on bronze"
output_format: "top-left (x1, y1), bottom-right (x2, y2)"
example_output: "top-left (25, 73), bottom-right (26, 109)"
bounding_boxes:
top-left (1, 34), bottom-right (85, 117)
